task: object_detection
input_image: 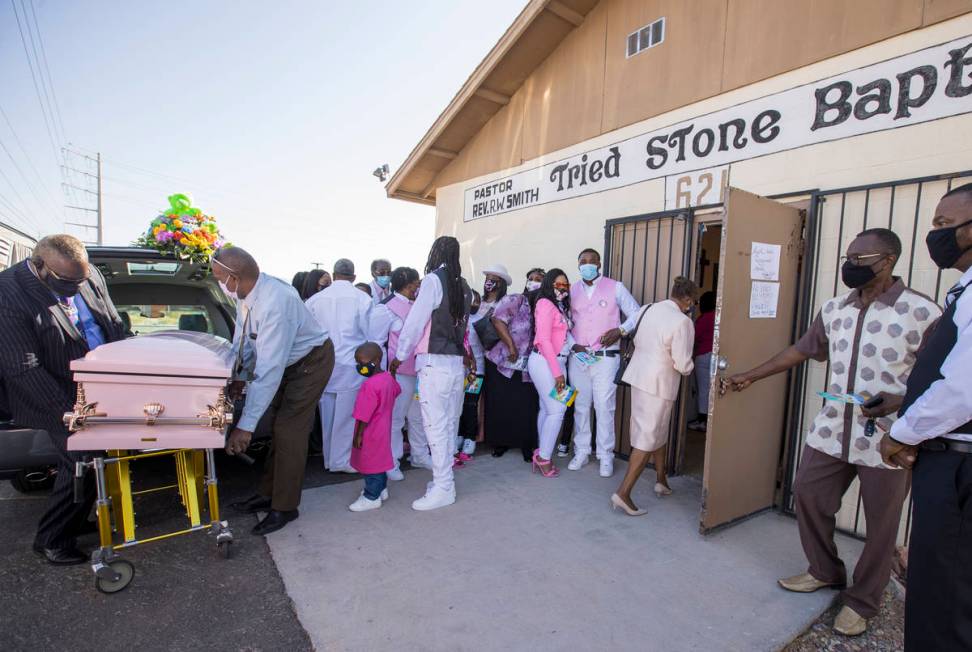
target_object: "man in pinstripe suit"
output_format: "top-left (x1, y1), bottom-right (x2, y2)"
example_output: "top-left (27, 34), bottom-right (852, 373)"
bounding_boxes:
top-left (0, 234), bottom-right (126, 564)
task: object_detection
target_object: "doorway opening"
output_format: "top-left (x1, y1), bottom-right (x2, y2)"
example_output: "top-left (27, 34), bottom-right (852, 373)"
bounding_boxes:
top-left (679, 220), bottom-right (721, 479)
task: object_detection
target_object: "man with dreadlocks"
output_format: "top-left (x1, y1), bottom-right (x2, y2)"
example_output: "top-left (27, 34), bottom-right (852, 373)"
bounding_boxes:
top-left (390, 236), bottom-right (472, 510)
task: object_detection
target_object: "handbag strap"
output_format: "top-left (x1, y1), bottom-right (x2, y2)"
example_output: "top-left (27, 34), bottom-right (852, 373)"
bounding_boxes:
top-left (627, 303), bottom-right (652, 339)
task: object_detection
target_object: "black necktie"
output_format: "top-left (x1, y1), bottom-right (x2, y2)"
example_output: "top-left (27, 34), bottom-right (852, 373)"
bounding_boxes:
top-left (946, 282), bottom-right (968, 308)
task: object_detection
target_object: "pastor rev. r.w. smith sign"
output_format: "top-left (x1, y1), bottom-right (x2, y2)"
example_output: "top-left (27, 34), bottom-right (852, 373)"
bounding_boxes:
top-left (463, 35), bottom-right (972, 222)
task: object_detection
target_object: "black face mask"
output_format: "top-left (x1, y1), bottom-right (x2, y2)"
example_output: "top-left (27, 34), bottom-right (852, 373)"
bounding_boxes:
top-left (40, 265), bottom-right (84, 297)
top-left (841, 259), bottom-right (880, 289)
top-left (357, 361), bottom-right (379, 378)
top-left (926, 218), bottom-right (972, 269)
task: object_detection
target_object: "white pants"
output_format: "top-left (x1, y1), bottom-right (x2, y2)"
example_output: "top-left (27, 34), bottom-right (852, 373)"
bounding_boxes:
top-left (320, 387), bottom-right (358, 470)
top-left (694, 353), bottom-right (712, 416)
top-left (568, 353), bottom-right (619, 460)
top-left (528, 352), bottom-right (568, 460)
top-left (418, 355), bottom-right (465, 494)
top-left (390, 374), bottom-right (429, 468)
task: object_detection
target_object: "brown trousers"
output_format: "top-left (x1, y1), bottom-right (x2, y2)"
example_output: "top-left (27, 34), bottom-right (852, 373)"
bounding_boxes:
top-left (794, 445), bottom-right (910, 618)
top-left (257, 340), bottom-right (334, 511)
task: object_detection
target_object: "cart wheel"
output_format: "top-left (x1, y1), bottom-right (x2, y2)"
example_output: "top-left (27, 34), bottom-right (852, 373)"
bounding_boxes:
top-left (95, 559), bottom-right (135, 594)
top-left (217, 540), bottom-right (232, 559)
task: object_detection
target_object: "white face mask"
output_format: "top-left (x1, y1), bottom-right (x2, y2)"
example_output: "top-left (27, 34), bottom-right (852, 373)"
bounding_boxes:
top-left (219, 277), bottom-right (239, 301)
top-left (525, 280), bottom-right (541, 292)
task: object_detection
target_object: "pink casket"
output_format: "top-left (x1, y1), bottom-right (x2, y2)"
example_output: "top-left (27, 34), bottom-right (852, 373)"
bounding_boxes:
top-left (65, 332), bottom-right (235, 451)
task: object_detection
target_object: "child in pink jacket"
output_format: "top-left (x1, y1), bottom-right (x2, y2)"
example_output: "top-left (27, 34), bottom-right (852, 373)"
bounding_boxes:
top-left (526, 268), bottom-right (573, 477)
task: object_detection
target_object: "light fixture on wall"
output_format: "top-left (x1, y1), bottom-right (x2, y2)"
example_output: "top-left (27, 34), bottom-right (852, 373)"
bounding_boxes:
top-left (373, 164), bottom-right (390, 182)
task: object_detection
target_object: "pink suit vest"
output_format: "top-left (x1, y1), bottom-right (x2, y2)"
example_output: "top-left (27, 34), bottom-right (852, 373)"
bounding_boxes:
top-left (386, 295), bottom-right (418, 376)
top-left (570, 277), bottom-right (620, 347)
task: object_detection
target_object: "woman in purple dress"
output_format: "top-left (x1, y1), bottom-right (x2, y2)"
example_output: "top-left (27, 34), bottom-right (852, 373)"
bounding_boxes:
top-left (484, 268), bottom-right (545, 461)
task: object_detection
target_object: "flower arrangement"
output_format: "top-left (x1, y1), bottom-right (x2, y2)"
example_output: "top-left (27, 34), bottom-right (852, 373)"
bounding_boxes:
top-left (135, 194), bottom-right (229, 263)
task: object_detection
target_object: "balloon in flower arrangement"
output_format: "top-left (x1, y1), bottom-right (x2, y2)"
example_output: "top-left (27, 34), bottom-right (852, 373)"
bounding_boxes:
top-left (135, 194), bottom-right (229, 263)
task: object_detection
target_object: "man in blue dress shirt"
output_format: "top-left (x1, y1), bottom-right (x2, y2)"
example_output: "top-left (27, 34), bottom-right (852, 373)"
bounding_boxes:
top-left (213, 247), bottom-right (334, 535)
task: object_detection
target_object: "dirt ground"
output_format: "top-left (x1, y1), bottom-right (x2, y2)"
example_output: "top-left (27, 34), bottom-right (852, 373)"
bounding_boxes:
top-left (784, 588), bottom-right (904, 652)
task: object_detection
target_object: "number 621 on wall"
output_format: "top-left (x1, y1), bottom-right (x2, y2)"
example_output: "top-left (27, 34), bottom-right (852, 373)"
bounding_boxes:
top-left (665, 165), bottom-right (729, 210)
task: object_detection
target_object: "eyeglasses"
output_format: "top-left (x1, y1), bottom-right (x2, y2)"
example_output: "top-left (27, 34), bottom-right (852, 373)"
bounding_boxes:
top-left (47, 266), bottom-right (89, 284)
top-left (553, 284), bottom-right (570, 290)
top-left (839, 253), bottom-right (887, 266)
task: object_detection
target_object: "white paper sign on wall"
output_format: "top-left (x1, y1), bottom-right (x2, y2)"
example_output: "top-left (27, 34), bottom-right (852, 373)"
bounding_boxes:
top-left (750, 281), bottom-right (780, 319)
top-left (750, 242), bottom-right (782, 281)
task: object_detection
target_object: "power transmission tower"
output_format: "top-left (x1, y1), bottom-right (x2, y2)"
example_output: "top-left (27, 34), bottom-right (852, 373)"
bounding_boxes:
top-left (311, 261), bottom-right (325, 270)
top-left (62, 148), bottom-right (102, 244)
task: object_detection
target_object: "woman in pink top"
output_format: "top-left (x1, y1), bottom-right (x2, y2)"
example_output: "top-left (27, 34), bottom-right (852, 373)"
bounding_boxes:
top-left (526, 269), bottom-right (573, 477)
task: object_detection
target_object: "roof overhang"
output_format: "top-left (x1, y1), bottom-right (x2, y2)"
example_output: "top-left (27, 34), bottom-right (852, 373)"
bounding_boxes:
top-left (385, 0), bottom-right (599, 205)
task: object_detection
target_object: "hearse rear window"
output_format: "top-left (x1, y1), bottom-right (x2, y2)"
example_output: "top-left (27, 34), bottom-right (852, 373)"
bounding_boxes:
top-left (117, 304), bottom-right (211, 336)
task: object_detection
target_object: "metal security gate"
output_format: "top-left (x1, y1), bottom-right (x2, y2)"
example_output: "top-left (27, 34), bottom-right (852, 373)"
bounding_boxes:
top-left (603, 210), bottom-right (694, 468)
top-left (782, 170), bottom-right (972, 544)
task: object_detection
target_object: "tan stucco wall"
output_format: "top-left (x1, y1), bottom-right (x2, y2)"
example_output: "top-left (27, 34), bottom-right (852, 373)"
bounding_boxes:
top-left (435, 14), bottom-right (972, 289)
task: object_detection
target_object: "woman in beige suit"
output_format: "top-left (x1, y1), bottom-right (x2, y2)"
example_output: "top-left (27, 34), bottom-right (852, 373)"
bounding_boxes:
top-left (611, 277), bottom-right (699, 516)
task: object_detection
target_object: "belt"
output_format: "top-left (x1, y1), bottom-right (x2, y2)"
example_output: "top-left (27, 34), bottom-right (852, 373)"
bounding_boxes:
top-left (589, 350), bottom-right (620, 357)
top-left (532, 346), bottom-right (567, 358)
top-left (920, 438), bottom-right (972, 454)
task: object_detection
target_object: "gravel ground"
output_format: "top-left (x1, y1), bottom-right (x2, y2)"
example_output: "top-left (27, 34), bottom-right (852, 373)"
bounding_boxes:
top-left (783, 588), bottom-right (904, 651)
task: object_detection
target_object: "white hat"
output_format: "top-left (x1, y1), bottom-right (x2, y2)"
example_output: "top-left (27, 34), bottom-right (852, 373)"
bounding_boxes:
top-left (482, 263), bottom-right (512, 286)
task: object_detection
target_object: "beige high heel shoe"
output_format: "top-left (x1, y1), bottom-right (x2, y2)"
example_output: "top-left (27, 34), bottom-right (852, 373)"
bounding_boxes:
top-left (611, 493), bottom-right (647, 516)
top-left (654, 482), bottom-right (672, 497)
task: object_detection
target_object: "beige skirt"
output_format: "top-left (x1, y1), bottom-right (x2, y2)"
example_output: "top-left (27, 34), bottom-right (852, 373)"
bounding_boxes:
top-left (629, 387), bottom-right (674, 452)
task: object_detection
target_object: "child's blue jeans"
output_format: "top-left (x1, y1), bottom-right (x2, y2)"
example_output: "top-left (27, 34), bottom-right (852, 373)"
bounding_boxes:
top-left (363, 472), bottom-right (387, 500)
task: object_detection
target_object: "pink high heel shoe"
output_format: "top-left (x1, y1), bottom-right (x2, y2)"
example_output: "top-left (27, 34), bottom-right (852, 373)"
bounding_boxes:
top-left (531, 449), bottom-right (559, 477)
top-left (457, 452), bottom-right (473, 463)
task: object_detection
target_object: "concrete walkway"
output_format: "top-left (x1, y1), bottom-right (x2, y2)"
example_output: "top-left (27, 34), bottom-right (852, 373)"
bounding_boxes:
top-left (266, 455), bottom-right (863, 652)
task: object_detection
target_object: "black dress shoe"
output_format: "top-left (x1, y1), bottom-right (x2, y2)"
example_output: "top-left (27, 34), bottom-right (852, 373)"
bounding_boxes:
top-left (230, 494), bottom-right (272, 514)
top-left (33, 544), bottom-right (87, 565)
top-left (521, 448), bottom-right (533, 462)
top-left (252, 509), bottom-right (299, 536)
top-left (491, 447), bottom-right (508, 458)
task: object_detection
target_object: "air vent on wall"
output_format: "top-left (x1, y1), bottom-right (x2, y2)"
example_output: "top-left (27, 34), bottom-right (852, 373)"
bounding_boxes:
top-left (626, 17), bottom-right (665, 58)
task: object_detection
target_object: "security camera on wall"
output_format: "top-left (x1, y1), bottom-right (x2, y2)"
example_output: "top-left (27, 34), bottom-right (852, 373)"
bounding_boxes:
top-left (373, 164), bottom-right (390, 182)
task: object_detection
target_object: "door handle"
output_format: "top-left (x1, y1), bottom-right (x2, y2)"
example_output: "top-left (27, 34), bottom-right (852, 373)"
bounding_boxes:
top-left (716, 355), bottom-right (729, 371)
top-left (716, 355), bottom-right (731, 396)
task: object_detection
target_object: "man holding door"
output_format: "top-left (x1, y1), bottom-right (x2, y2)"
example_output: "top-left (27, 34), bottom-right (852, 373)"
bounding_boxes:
top-left (728, 228), bottom-right (939, 637)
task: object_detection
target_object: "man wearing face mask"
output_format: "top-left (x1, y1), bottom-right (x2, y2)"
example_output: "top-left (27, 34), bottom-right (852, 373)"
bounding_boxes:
top-left (0, 235), bottom-right (126, 564)
top-left (880, 183), bottom-right (972, 650)
top-left (728, 228), bottom-right (940, 637)
top-left (369, 258), bottom-right (392, 305)
top-left (567, 248), bottom-right (641, 478)
top-left (214, 247), bottom-right (335, 535)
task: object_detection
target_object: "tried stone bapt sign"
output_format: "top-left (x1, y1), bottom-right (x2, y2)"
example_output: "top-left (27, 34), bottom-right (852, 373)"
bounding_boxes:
top-left (463, 35), bottom-right (972, 222)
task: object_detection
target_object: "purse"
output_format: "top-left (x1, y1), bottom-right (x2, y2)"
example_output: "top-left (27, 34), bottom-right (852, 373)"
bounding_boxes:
top-left (473, 307), bottom-right (501, 350)
top-left (614, 304), bottom-right (652, 387)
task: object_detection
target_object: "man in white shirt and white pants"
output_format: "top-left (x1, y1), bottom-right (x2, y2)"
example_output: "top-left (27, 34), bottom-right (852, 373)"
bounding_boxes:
top-left (305, 258), bottom-right (374, 473)
top-left (390, 236), bottom-right (471, 511)
top-left (567, 247), bottom-right (641, 477)
top-left (881, 183), bottom-right (972, 651)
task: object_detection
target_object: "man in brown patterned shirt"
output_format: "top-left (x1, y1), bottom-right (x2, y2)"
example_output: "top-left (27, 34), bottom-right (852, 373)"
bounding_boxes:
top-left (728, 228), bottom-right (940, 637)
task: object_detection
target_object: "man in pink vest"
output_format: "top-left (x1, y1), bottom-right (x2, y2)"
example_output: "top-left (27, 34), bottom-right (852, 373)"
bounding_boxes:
top-left (568, 248), bottom-right (641, 477)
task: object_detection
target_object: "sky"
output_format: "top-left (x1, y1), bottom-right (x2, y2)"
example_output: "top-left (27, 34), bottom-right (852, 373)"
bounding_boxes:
top-left (1, 0), bottom-right (528, 280)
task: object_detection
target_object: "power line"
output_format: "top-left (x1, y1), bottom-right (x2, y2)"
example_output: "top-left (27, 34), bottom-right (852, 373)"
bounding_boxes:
top-left (19, 0), bottom-right (64, 146)
top-left (25, 0), bottom-right (67, 144)
top-left (10, 0), bottom-right (59, 162)
top-left (0, 135), bottom-right (60, 221)
top-left (0, 103), bottom-right (61, 214)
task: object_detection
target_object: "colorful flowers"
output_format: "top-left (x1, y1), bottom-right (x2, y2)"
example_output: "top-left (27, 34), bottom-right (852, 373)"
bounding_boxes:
top-left (134, 193), bottom-right (229, 263)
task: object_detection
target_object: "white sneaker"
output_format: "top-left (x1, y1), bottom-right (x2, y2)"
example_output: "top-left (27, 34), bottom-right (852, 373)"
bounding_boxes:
top-left (462, 439), bottom-right (476, 455)
top-left (331, 465), bottom-right (358, 474)
top-left (411, 487), bottom-right (456, 511)
top-left (568, 454), bottom-right (589, 471)
top-left (387, 467), bottom-right (405, 482)
top-left (349, 494), bottom-right (382, 512)
top-left (361, 488), bottom-right (389, 501)
top-left (599, 458), bottom-right (614, 478)
top-left (556, 444), bottom-right (569, 458)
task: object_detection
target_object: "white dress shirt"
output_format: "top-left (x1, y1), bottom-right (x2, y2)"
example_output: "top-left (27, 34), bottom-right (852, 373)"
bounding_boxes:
top-left (396, 267), bottom-right (445, 368)
top-left (233, 273), bottom-right (327, 431)
top-left (305, 279), bottom-right (373, 390)
top-left (370, 292), bottom-right (407, 369)
top-left (891, 266), bottom-right (972, 445)
top-left (578, 275), bottom-right (642, 349)
top-left (369, 279), bottom-right (391, 305)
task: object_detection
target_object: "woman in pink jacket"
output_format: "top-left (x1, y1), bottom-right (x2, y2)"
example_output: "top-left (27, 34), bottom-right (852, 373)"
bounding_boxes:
top-left (527, 269), bottom-right (573, 477)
